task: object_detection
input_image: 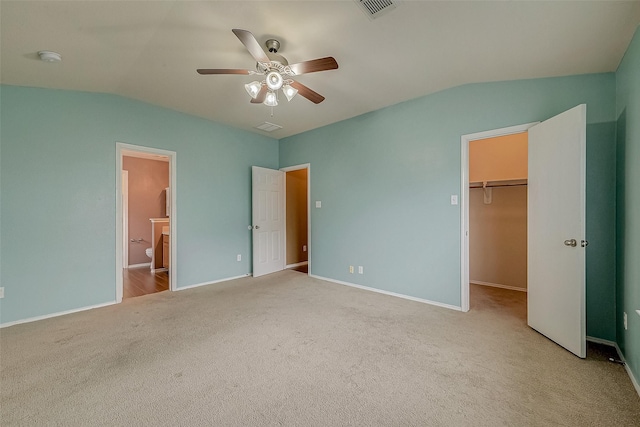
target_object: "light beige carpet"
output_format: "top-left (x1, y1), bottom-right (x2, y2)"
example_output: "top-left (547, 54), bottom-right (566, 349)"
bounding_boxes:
top-left (2, 271), bottom-right (639, 426)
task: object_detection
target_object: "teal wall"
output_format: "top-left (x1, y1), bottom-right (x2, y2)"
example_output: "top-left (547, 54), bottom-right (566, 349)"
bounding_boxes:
top-left (280, 73), bottom-right (618, 340)
top-left (0, 71), bottom-right (624, 348)
top-left (616, 26), bottom-right (640, 389)
top-left (0, 86), bottom-right (278, 324)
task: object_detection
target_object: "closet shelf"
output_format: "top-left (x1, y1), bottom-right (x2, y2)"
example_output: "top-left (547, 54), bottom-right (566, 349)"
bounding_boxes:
top-left (469, 179), bottom-right (527, 189)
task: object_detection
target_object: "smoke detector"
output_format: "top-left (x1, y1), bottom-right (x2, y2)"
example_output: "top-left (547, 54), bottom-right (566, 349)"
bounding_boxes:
top-left (38, 51), bottom-right (62, 62)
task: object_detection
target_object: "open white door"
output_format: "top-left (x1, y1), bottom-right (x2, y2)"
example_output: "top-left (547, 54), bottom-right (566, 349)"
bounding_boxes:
top-left (528, 104), bottom-right (586, 358)
top-left (252, 166), bottom-right (285, 277)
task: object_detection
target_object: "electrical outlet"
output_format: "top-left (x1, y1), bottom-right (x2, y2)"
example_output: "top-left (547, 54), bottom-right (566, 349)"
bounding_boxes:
top-left (237, 254), bottom-right (241, 262)
top-left (303, 245), bottom-right (307, 252)
top-left (349, 266), bottom-right (354, 274)
top-left (0, 287), bottom-right (4, 299)
top-left (624, 312), bottom-right (628, 330)
top-left (358, 266), bottom-right (363, 274)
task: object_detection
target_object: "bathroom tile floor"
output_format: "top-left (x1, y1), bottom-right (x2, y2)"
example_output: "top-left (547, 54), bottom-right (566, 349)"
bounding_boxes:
top-left (123, 267), bottom-right (169, 299)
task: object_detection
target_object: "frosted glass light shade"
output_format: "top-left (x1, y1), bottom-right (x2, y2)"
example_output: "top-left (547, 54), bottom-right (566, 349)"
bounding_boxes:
top-left (264, 91), bottom-right (278, 107)
top-left (282, 84), bottom-right (298, 101)
top-left (244, 81), bottom-right (262, 99)
top-left (265, 71), bottom-right (284, 91)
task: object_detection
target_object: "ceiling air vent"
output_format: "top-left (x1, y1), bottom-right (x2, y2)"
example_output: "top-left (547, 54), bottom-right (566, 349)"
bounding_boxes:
top-left (255, 122), bottom-right (282, 132)
top-left (355, 0), bottom-right (398, 20)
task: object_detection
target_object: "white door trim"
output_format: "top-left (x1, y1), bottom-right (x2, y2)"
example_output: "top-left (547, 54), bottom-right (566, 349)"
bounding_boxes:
top-left (122, 170), bottom-right (129, 269)
top-left (460, 123), bottom-right (538, 312)
top-left (116, 142), bottom-right (177, 302)
top-left (280, 163), bottom-right (311, 275)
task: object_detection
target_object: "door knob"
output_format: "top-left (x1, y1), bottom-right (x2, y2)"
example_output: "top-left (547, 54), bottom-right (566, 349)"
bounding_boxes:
top-left (581, 240), bottom-right (589, 247)
top-left (254, 225), bottom-right (260, 230)
top-left (564, 239), bottom-right (577, 247)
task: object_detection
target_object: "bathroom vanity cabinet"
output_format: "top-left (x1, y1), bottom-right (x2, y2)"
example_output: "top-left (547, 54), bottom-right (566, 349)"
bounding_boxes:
top-left (149, 218), bottom-right (169, 272)
top-left (162, 232), bottom-right (170, 269)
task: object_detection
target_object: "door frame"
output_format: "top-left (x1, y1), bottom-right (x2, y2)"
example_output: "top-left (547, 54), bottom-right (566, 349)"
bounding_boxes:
top-left (280, 163), bottom-right (311, 275)
top-left (122, 170), bottom-right (129, 269)
top-left (115, 142), bottom-right (177, 303)
top-left (460, 122), bottom-right (537, 312)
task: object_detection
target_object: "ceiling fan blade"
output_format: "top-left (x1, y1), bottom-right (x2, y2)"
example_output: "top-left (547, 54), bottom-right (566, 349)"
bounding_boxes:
top-left (290, 81), bottom-right (325, 104)
top-left (288, 57), bottom-right (338, 75)
top-left (232, 29), bottom-right (270, 64)
top-left (250, 85), bottom-right (268, 104)
top-left (197, 69), bottom-right (252, 75)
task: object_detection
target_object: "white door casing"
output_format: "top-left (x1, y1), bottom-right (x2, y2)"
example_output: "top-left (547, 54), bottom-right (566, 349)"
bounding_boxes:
top-left (116, 143), bottom-right (177, 303)
top-left (122, 170), bottom-right (129, 269)
top-left (528, 104), bottom-right (587, 358)
top-left (460, 122), bottom-right (538, 312)
top-left (252, 166), bottom-right (285, 277)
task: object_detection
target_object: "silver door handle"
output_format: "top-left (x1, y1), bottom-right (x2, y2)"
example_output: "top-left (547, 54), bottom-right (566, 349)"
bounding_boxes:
top-left (564, 239), bottom-right (577, 247)
top-left (581, 240), bottom-right (588, 247)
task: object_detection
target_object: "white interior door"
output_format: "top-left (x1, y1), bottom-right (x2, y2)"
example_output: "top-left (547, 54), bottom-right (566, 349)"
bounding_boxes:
top-left (528, 104), bottom-right (586, 358)
top-left (252, 166), bottom-right (285, 277)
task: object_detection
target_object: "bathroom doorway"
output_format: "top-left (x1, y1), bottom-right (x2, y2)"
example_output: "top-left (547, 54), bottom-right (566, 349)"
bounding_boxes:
top-left (116, 143), bottom-right (177, 302)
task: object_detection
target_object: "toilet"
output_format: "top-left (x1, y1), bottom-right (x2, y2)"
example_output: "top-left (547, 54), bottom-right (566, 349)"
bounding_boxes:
top-left (145, 247), bottom-right (153, 259)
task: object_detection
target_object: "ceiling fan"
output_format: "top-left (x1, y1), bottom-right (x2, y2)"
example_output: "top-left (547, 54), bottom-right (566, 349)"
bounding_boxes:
top-left (197, 29), bottom-right (338, 107)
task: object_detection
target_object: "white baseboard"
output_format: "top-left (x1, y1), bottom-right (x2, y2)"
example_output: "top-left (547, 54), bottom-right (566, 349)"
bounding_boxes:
top-left (175, 274), bottom-right (250, 292)
top-left (586, 336), bottom-right (616, 346)
top-left (309, 274), bottom-right (462, 312)
top-left (286, 261), bottom-right (308, 269)
top-left (127, 262), bottom-right (151, 269)
top-left (151, 267), bottom-right (168, 273)
top-left (614, 342), bottom-right (640, 398)
top-left (0, 301), bottom-right (117, 329)
top-left (470, 280), bottom-right (527, 292)
top-left (586, 336), bottom-right (640, 398)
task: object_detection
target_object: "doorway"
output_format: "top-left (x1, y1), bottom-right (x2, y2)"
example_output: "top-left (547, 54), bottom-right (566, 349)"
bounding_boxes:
top-left (284, 165), bottom-right (309, 274)
top-left (116, 143), bottom-right (177, 303)
top-left (460, 122), bottom-right (537, 312)
top-left (251, 164), bottom-right (310, 277)
top-left (468, 132), bottom-right (528, 312)
top-left (461, 105), bottom-right (587, 358)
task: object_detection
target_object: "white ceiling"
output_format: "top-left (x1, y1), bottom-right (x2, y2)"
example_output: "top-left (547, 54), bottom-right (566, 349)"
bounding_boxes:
top-left (2, 1), bottom-right (639, 138)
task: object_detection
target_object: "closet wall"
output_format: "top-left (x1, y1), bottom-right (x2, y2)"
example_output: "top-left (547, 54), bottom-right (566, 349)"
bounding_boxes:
top-left (469, 133), bottom-right (528, 291)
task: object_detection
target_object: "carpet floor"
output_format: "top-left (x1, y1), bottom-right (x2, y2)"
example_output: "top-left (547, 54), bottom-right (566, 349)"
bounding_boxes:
top-left (2, 270), bottom-right (639, 426)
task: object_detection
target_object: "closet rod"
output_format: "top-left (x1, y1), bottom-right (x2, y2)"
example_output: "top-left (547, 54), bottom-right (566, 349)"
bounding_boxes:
top-left (469, 181), bottom-right (528, 189)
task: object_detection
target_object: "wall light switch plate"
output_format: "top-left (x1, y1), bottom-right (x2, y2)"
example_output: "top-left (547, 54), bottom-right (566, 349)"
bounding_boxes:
top-left (303, 245), bottom-right (307, 252)
top-left (315, 201), bottom-right (322, 208)
top-left (349, 266), bottom-right (354, 274)
top-left (237, 254), bottom-right (242, 262)
top-left (358, 266), bottom-right (363, 274)
top-left (0, 287), bottom-right (4, 298)
top-left (451, 195), bottom-right (458, 205)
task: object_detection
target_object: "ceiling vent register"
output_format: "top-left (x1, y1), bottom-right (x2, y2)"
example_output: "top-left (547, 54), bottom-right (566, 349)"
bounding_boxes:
top-left (356, 0), bottom-right (397, 20)
top-left (255, 122), bottom-right (282, 132)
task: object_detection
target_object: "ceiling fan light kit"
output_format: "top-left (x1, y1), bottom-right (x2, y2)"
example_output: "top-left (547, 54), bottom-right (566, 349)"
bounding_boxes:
top-left (197, 29), bottom-right (338, 110)
top-left (282, 84), bottom-right (298, 101)
top-left (245, 81), bottom-right (262, 98)
top-left (264, 91), bottom-right (278, 107)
